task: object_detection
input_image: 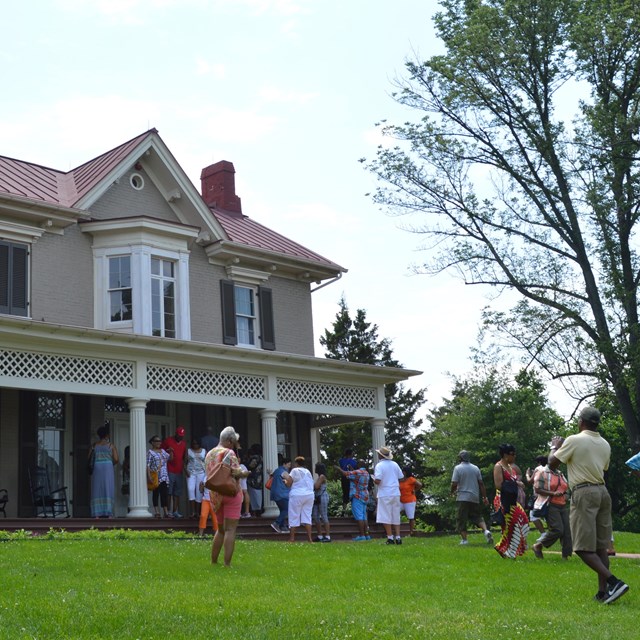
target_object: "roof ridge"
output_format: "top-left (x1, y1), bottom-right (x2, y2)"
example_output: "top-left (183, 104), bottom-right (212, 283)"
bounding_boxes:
top-left (69, 128), bottom-right (158, 173)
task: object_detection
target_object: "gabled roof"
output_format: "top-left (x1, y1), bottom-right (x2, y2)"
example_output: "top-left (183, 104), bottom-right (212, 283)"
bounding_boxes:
top-left (0, 130), bottom-right (346, 280)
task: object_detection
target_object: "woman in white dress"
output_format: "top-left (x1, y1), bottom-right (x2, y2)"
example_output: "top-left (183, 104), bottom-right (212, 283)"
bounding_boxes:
top-left (283, 456), bottom-right (315, 542)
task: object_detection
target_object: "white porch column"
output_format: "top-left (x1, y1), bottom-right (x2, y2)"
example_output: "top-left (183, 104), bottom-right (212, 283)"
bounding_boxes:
top-left (126, 397), bottom-right (152, 518)
top-left (371, 418), bottom-right (386, 465)
top-left (260, 409), bottom-right (279, 517)
top-left (310, 426), bottom-right (321, 470)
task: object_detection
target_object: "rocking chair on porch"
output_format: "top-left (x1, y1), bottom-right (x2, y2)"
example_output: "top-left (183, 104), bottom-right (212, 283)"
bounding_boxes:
top-left (28, 466), bottom-right (70, 518)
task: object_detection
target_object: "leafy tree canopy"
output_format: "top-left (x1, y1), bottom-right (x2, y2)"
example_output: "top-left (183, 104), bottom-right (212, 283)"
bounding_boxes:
top-left (319, 297), bottom-right (427, 474)
top-left (424, 367), bottom-right (564, 526)
top-left (365, 0), bottom-right (640, 450)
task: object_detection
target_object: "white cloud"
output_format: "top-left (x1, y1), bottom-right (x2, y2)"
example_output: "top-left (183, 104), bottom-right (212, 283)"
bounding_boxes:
top-left (184, 105), bottom-right (280, 144)
top-left (194, 57), bottom-right (226, 79)
top-left (0, 95), bottom-right (162, 168)
top-left (257, 86), bottom-right (318, 106)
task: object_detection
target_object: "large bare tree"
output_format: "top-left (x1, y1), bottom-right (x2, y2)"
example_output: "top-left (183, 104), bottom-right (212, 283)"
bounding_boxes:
top-left (366, 0), bottom-right (640, 449)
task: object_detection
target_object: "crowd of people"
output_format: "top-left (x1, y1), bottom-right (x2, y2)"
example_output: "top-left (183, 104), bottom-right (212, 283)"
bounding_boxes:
top-left (87, 404), bottom-right (631, 602)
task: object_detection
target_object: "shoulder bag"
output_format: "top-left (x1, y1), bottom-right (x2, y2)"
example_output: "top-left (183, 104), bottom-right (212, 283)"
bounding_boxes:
top-left (147, 451), bottom-right (160, 491)
top-left (205, 449), bottom-right (238, 496)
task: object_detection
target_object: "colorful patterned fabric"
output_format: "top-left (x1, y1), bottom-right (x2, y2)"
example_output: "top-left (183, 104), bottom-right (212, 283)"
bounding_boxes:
top-left (147, 449), bottom-right (170, 483)
top-left (345, 468), bottom-right (369, 502)
top-left (494, 465), bottom-right (529, 558)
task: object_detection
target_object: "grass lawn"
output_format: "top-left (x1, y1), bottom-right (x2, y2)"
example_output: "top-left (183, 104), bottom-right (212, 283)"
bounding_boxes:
top-left (0, 529), bottom-right (638, 639)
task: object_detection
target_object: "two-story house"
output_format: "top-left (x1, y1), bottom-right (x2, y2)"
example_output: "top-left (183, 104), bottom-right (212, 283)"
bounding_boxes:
top-left (0, 129), bottom-right (419, 518)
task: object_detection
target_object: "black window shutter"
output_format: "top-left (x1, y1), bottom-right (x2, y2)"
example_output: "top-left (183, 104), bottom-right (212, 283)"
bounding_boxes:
top-left (0, 242), bottom-right (8, 313)
top-left (220, 279), bottom-right (237, 345)
top-left (258, 285), bottom-right (276, 350)
top-left (0, 241), bottom-right (28, 316)
top-left (11, 243), bottom-right (28, 316)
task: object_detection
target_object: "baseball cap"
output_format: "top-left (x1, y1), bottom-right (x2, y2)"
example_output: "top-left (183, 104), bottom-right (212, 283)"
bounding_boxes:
top-left (176, 426), bottom-right (186, 436)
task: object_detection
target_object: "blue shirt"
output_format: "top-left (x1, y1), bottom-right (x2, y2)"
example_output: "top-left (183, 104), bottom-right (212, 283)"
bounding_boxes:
top-left (270, 465), bottom-right (290, 501)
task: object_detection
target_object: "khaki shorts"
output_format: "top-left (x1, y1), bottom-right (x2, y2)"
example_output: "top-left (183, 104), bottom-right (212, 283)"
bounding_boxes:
top-left (456, 500), bottom-right (484, 532)
top-left (569, 484), bottom-right (612, 552)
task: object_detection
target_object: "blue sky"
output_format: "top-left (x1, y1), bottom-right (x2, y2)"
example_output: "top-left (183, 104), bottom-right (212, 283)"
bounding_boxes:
top-left (1, 0), bottom-right (569, 417)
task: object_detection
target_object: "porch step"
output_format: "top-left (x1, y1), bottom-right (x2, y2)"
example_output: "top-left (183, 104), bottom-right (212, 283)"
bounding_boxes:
top-left (0, 516), bottom-right (410, 540)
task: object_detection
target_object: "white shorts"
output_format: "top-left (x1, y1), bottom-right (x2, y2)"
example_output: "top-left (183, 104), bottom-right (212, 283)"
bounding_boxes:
top-left (187, 472), bottom-right (205, 502)
top-left (288, 493), bottom-right (314, 528)
top-left (376, 495), bottom-right (401, 525)
top-left (400, 501), bottom-right (416, 519)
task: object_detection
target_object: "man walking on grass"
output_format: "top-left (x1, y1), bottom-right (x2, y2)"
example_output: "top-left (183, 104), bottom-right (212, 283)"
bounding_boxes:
top-left (451, 450), bottom-right (493, 546)
top-left (549, 406), bottom-right (629, 604)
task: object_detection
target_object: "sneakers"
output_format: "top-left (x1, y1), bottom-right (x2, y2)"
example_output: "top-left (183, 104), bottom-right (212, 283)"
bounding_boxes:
top-left (353, 536), bottom-right (366, 542)
top-left (173, 511), bottom-right (183, 519)
top-left (386, 538), bottom-right (395, 545)
top-left (240, 513), bottom-right (251, 518)
top-left (459, 539), bottom-right (469, 545)
top-left (280, 527), bottom-right (290, 534)
top-left (315, 536), bottom-right (325, 542)
top-left (484, 530), bottom-right (494, 545)
top-left (603, 579), bottom-right (629, 604)
top-left (364, 535), bottom-right (371, 540)
top-left (395, 537), bottom-right (402, 545)
top-left (322, 537), bottom-right (331, 543)
top-left (270, 522), bottom-right (281, 533)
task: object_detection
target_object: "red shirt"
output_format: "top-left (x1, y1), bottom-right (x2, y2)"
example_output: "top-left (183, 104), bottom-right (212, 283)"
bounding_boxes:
top-left (162, 436), bottom-right (186, 474)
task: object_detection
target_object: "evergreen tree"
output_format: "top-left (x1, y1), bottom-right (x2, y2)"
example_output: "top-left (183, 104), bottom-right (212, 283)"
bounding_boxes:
top-left (319, 297), bottom-right (427, 474)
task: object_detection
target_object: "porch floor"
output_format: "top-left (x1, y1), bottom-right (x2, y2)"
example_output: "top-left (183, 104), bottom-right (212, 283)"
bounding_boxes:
top-left (0, 516), bottom-right (411, 540)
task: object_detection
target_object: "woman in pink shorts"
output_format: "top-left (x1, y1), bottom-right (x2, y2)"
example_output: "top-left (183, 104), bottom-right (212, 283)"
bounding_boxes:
top-left (204, 426), bottom-right (250, 567)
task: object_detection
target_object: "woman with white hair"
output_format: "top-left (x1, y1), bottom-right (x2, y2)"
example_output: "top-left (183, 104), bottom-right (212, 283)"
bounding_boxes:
top-left (204, 426), bottom-right (250, 567)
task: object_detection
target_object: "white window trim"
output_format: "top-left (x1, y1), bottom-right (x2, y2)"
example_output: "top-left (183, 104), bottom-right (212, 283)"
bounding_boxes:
top-left (83, 218), bottom-right (196, 339)
top-left (94, 245), bottom-right (191, 339)
top-left (234, 284), bottom-right (258, 348)
top-left (106, 253), bottom-right (134, 330)
top-left (0, 220), bottom-right (44, 244)
top-left (224, 265), bottom-right (271, 349)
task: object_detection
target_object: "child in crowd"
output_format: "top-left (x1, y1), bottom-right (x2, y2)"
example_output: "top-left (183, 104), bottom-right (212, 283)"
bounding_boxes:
top-left (198, 481), bottom-right (219, 537)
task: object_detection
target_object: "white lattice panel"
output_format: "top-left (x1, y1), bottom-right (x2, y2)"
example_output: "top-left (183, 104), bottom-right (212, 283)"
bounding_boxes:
top-left (0, 348), bottom-right (134, 387)
top-left (147, 364), bottom-right (266, 400)
top-left (276, 378), bottom-right (377, 410)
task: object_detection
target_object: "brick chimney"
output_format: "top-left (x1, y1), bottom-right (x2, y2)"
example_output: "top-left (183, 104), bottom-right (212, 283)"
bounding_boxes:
top-left (200, 160), bottom-right (242, 215)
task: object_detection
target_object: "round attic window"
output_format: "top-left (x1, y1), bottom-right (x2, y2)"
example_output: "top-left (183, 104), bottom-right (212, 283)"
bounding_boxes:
top-left (130, 173), bottom-right (144, 190)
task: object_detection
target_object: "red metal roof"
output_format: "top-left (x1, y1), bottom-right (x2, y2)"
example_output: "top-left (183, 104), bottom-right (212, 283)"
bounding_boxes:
top-left (0, 156), bottom-right (63, 205)
top-left (0, 130), bottom-right (344, 273)
top-left (213, 208), bottom-right (341, 267)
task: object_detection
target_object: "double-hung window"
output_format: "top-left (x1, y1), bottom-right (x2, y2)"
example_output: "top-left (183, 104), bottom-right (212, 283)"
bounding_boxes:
top-left (221, 278), bottom-right (275, 350)
top-left (83, 218), bottom-right (196, 340)
top-left (151, 257), bottom-right (176, 338)
top-left (0, 239), bottom-right (29, 317)
top-left (108, 256), bottom-right (132, 323)
top-left (234, 285), bottom-right (256, 346)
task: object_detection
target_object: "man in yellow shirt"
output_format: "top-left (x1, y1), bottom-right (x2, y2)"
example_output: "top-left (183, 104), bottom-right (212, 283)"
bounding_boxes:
top-left (549, 406), bottom-right (629, 604)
